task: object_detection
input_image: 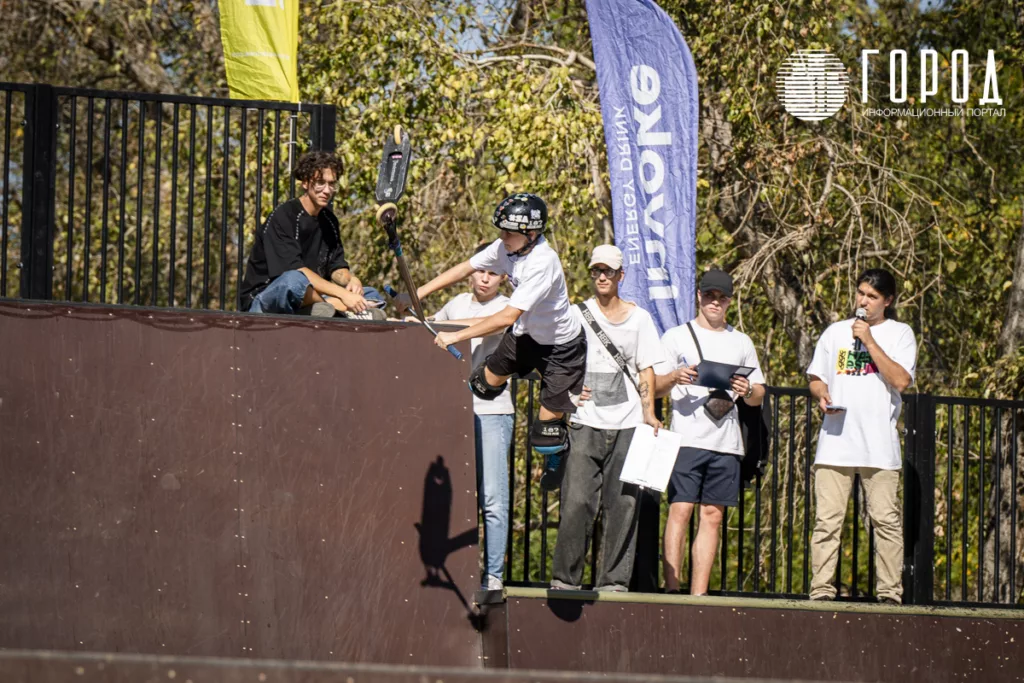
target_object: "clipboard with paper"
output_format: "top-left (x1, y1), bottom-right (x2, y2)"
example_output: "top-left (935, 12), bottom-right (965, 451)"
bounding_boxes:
top-left (694, 360), bottom-right (755, 391)
top-left (619, 424), bottom-right (683, 492)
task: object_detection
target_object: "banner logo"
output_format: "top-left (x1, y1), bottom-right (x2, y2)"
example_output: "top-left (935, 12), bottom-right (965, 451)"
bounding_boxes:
top-left (776, 49), bottom-right (849, 122)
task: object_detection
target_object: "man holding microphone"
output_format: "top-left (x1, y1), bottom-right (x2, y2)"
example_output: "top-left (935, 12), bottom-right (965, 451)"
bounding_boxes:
top-left (806, 268), bottom-right (918, 604)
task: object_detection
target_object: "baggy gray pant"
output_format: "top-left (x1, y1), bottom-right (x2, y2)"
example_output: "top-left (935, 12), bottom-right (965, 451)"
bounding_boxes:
top-left (551, 424), bottom-right (639, 590)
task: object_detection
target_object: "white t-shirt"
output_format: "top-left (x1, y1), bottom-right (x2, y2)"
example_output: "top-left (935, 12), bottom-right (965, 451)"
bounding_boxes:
top-left (572, 300), bottom-right (666, 431)
top-left (806, 318), bottom-right (918, 470)
top-left (434, 292), bottom-right (515, 416)
top-left (656, 321), bottom-right (766, 457)
top-left (469, 237), bottom-right (581, 346)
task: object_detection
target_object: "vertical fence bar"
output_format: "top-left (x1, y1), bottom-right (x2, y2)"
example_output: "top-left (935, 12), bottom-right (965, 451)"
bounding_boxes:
top-left (524, 379), bottom-right (534, 581)
top-left (62, 95), bottom-right (75, 299)
top-left (256, 109), bottom-right (264, 242)
top-left (134, 102), bottom-right (144, 306)
top-left (100, 98), bottom-right (111, 302)
top-left (946, 403), bottom-right (954, 600)
top-left (236, 110), bottom-right (247, 307)
top-left (152, 104), bottom-right (162, 306)
top-left (1, 90), bottom-right (9, 297)
top-left (803, 396), bottom-right (812, 593)
top-left (754, 459), bottom-right (763, 592)
top-left (20, 84), bottom-right (58, 300)
top-left (962, 407), bottom-right (970, 602)
top-left (220, 106), bottom-right (230, 309)
top-left (288, 113), bottom-right (297, 199)
top-left (186, 104), bottom-right (197, 307)
top-left (867, 527), bottom-right (876, 598)
top-left (994, 406), bottom-right (1002, 603)
top-left (272, 111), bottom-right (281, 209)
top-left (117, 99), bottom-right (128, 303)
top-left (1011, 409), bottom-right (1018, 600)
top-left (737, 478), bottom-right (745, 591)
top-left (203, 104), bottom-right (213, 308)
top-left (720, 498), bottom-right (728, 591)
top-left (540, 488), bottom-right (548, 583)
top-left (83, 97), bottom-right (94, 301)
top-left (786, 394), bottom-right (796, 593)
top-left (168, 103), bottom-right (179, 306)
top-left (770, 394), bottom-right (779, 592)
top-left (903, 394), bottom-right (935, 606)
top-left (506, 378), bottom-right (518, 582)
top-left (979, 406), bottom-right (986, 602)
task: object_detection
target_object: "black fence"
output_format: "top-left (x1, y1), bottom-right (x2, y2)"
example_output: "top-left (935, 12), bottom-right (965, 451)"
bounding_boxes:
top-left (504, 383), bottom-right (1024, 608)
top-left (0, 82), bottom-right (336, 309)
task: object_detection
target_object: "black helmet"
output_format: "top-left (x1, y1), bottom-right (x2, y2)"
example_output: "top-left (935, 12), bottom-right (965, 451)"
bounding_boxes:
top-left (492, 193), bottom-right (547, 234)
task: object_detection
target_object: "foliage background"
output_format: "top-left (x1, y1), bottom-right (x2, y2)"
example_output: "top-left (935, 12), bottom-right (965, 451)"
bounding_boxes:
top-left (1, 0), bottom-right (1022, 601)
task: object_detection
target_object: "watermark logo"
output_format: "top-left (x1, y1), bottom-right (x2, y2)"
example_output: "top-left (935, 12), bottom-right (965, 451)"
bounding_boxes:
top-left (775, 49), bottom-right (1005, 120)
top-left (776, 49), bottom-right (850, 122)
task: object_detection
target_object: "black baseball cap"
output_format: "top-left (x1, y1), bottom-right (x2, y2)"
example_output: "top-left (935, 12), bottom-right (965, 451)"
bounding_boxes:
top-left (699, 269), bottom-right (733, 297)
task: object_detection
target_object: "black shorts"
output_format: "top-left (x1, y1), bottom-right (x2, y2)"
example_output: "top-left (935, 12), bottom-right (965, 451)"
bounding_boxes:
top-left (485, 328), bottom-right (587, 414)
top-left (667, 447), bottom-right (740, 507)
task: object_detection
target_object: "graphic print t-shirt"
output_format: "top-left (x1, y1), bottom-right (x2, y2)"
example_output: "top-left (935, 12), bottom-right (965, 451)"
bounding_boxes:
top-left (806, 318), bottom-right (918, 470)
top-left (469, 237), bottom-right (581, 346)
top-left (571, 300), bottom-right (665, 431)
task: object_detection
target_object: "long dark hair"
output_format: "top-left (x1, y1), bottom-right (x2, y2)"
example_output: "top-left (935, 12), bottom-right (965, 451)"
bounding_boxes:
top-left (856, 268), bottom-right (898, 320)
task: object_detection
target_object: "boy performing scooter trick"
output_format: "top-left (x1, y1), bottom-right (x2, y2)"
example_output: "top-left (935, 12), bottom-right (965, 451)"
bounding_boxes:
top-left (418, 193), bottom-right (587, 490)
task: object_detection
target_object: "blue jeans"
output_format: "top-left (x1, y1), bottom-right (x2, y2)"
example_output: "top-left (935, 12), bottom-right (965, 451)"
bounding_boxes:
top-left (475, 413), bottom-right (514, 582)
top-left (249, 270), bottom-right (384, 314)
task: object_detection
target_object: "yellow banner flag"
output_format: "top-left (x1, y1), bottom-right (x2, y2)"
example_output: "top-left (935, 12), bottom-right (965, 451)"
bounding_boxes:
top-left (219, 0), bottom-right (299, 102)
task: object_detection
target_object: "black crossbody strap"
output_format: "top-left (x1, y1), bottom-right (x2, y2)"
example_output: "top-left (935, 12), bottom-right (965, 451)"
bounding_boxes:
top-left (577, 302), bottom-right (638, 391)
top-left (685, 322), bottom-right (705, 362)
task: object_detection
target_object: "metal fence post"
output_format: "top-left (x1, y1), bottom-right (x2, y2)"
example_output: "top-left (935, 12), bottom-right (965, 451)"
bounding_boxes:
top-left (19, 84), bottom-right (58, 299)
top-left (310, 104), bottom-right (337, 153)
top-left (903, 393), bottom-right (936, 605)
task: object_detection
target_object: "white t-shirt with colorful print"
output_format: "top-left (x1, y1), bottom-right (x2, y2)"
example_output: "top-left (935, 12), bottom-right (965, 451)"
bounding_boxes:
top-left (806, 318), bottom-right (918, 470)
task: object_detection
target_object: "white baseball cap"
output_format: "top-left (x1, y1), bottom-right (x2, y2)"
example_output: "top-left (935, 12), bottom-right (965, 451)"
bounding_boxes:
top-left (589, 244), bottom-right (623, 270)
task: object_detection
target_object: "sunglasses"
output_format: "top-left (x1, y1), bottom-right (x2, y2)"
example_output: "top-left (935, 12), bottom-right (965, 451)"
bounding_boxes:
top-left (590, 267), bottom-right (620, 279)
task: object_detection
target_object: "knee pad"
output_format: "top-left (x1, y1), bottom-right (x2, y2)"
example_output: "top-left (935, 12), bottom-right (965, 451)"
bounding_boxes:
top-left (531, 418), bottom-right (569, 455)
top-left (468, 363), bottom-right (507, 401)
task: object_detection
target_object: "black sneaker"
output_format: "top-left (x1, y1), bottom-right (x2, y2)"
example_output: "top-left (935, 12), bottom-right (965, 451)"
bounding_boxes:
top-left (878, 596), bottom-right (900, 605)
top-left (539, 451), bottom-right (567, 491)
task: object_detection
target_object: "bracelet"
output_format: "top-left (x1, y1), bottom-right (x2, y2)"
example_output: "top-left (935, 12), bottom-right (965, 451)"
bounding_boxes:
top-left (744, 384), bottom-right (754, 399)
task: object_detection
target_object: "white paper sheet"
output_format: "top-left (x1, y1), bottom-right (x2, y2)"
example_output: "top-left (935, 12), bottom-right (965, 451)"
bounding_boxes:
top-left (619, 424), bottom-right (682, 492)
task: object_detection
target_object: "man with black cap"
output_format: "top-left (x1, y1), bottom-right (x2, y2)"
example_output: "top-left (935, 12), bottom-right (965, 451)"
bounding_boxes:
top-left (654, 268), bottom-right (766, 595)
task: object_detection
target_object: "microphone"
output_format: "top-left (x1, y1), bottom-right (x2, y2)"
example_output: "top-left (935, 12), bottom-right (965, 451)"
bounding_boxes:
top-left (853, 307), bottom-right (867, 352)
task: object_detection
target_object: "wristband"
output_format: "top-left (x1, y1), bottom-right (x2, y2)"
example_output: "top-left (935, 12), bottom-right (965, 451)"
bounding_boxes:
top-left (744, 383), bottom-right (754, 399)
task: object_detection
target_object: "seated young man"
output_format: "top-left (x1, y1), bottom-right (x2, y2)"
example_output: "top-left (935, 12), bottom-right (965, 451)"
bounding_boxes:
top-left (417, 193), bottom-right (587, 490)
top-left (238, 150), bottom-right (384, 319)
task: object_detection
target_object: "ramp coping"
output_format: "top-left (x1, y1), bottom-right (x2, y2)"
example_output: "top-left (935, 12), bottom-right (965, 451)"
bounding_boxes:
top-left (504, 586), bottom-right (1024, 620)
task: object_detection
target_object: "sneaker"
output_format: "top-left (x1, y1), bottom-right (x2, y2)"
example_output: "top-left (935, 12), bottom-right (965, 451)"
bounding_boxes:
top-left (595, 584), bottom-right (628, 593)
top-left (549, 579), bottom-right (579, 591)
top-left (878, 596), bottom-right (901, 605)
top-left (538, 451), bottom-right (567, 491)
top-left (482, 575), bottom-right (504, 591)
top-left (343, 307), bottom-right (386, 321)
top-left (298, 302), bottom-right (337, 318)
top-left (809, 594), bottom-right (835, 602)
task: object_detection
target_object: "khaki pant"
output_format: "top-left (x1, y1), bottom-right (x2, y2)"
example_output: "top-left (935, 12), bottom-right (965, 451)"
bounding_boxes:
top-left (809, 466), bottom-right (903, 602)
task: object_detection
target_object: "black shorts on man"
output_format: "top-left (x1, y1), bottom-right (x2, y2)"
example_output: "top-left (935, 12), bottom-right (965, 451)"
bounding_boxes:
top-left (667, 447), bottom-right (740, 507)
top-left (485, 327), bottom-right (587, 414)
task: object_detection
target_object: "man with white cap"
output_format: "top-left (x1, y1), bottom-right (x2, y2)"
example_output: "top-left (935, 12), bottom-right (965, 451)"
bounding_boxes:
top-left (550, 244), bottom-right (664, 591)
